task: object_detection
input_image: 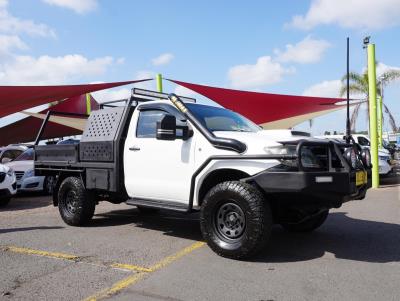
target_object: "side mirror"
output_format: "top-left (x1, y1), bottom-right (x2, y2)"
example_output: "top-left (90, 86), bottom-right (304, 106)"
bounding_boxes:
top-left (156, 115), bottom-right (177, 140)
top-left (1, 157), bottom-right (12, 164)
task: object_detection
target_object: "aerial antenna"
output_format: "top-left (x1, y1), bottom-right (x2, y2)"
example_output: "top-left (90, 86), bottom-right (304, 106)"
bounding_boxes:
top-left (346, 37), bottom-right (351, 143)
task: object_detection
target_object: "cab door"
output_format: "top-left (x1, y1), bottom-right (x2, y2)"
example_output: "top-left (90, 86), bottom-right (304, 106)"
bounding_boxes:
top-left (124, 108), bottom-right (195, 204)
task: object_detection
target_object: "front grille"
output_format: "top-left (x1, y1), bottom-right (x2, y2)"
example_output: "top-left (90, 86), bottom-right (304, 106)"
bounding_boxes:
top-left (15, 171), bottom-right (24, 180)
top-left (0, 172), bottom-right (5, 183)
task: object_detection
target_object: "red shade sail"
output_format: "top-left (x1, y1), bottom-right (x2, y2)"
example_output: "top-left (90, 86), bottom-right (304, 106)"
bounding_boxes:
top-left (0, 94), bottom-right (98, 146)
top-left (168, 79), bottom-right (347, 128)
top-left (0, 79), bottom-right (151, 118)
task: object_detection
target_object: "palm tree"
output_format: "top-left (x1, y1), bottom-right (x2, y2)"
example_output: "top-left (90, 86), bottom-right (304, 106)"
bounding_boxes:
top-left (339, 67), bottom-right (400, 132)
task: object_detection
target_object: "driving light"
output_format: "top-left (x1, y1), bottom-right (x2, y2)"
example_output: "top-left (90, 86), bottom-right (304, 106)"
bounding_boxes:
top-left (361, 149), bottom-right (371, 167)
top-left (345, 148), bottom-right (357, 169)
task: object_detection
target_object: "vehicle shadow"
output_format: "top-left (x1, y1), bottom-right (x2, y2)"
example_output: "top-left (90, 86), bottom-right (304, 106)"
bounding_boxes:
top-left (0, 194), bottom-right (52, 212)
top-left (90, 209), bottom-right (400, 264)
top-left (253, 212), bottom-right (400, 264)
top-left (92, 208), bottom-right (202, 241)
top-left (0, 226), bottom-right (64, 234)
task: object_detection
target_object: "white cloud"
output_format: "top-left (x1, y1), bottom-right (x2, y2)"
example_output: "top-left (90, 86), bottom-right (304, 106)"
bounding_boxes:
top-left (174, 85), bottom-right (197, 98)
top-left (274, 36), bottom-right (330, 64)
top-left (302, 80), bottom-right (342, 97)
top-left (0, 34), bottom-right (28, 55)
top-left (228, 56), bottom-right (295, 89)
top-left (42, 0), bottom-right (98, 14)
top-left (376, 63), bottom-right (400, 78)
top-left (0, 54), bottom-right (114, 85)
top-left (288, 0), bottom-right (400, 30)
top-left (92, 87), bottom-right (131, 104)
top-left (0, 0), bottom-right (55, 37)
top-left (151, 53), bottom-right (174, 66)
top-left (131, 70), bottom-right (156, 90)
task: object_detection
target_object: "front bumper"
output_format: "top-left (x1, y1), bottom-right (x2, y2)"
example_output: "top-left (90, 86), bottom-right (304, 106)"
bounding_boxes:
top-left (246, 139), bottom-right (372, 208)
top-left (248, 169), bottom-right (371, 207)
top-left (17, 176), bottom-right (45, 192)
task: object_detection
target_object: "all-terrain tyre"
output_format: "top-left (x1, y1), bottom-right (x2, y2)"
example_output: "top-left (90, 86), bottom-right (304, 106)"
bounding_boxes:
top-left (58, 177), bottom-right (95, 226)
top-left (200, 181), bottom-right (272, 259)
top-left (0, 197), bottom-right (11, 207)
top-left (43, 176), bottom-right (55, 195)
top-left (280, 210), bottom-right (329, 232)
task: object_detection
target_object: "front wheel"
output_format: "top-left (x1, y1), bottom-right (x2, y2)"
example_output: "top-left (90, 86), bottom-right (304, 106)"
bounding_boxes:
top-left (200, 181), bottom-right (272, 259)
top-left (280, 210), bottom-right (329, 232)
top-left (58, 177), bottom-right (95, 226)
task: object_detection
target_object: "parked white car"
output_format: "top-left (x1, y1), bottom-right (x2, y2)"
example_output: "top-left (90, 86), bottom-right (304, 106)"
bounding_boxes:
top-left (0, 144), bottom-right (28, 164)
top-left (5, 148), bottom-right (55, 194)
top-left (317, 134), bottom-right (393, 176)
top-left (0, 163), bottom-right (17, 207)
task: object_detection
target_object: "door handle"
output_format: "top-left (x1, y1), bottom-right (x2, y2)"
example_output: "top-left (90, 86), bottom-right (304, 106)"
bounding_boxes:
top-left (129, 146), bottom-right (141, 151)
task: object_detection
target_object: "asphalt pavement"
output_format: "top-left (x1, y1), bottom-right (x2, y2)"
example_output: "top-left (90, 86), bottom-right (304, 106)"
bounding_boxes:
top-left (0, 177), bottom-right (399, 301)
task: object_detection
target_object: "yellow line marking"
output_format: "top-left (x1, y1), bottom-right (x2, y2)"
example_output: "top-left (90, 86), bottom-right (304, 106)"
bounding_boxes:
top-left (148, 241), bottom-right (205, 271)
top-left (5, 246), bottom-right (79, 261)
top-left (83, 241), bottom-right (206, 301)
top-left (110, 263), bottom-right (152, 273)
top-left (3, 245), bottom-right (151, 273)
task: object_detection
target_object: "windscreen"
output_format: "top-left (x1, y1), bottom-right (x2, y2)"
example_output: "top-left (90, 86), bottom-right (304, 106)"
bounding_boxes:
top-left (186, 103), bottom-right (261, 133)
top-left (14, 148), bottom-right (34, 161)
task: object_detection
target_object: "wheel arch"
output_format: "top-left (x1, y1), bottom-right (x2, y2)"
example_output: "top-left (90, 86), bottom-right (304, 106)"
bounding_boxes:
top-left (197, 168), bottom-right (250, 207)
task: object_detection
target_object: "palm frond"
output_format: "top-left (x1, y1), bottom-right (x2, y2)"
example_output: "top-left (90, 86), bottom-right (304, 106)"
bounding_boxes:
top-left (350, 103), bottom-right (362, 132)
top-left (381, 69), bottom-right (400, 82)
top-left (383, 103), bottom-right (398, 133)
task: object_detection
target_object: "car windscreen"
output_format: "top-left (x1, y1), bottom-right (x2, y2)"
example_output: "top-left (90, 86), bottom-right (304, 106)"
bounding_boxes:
top-left (186, 103), bottom-right (261, 133)
top-left (14, 148), bottom-right (34, 161)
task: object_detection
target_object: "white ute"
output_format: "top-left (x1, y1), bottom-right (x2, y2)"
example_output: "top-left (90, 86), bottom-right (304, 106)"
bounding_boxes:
top-left (0, 164), bottom-right (17, 207)
top-left (34, 89), bottom-right (372, 259)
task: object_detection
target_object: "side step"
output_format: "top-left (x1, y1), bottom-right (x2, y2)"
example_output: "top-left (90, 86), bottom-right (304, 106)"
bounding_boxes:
top-left (126, 198), bottom-right (189, 212)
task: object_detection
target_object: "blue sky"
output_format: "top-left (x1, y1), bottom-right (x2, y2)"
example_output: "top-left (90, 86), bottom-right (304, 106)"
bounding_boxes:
top-left (1, 0), bottom-right (400, 135)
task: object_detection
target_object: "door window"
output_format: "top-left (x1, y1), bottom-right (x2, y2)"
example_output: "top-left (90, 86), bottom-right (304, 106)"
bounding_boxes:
top-left (136, 110), bottom-right (166, 138)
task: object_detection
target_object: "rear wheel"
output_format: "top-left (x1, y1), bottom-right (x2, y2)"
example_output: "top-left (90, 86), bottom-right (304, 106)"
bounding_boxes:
top-left (200, 181), bottom-right (272, 259)
top-left (58, 177), bottom-right (95, 226)
top-left (43, 176), bottom-right (55, 195)
top-left (0, 197), bottom-right (11, 207)
top-left (280, 210), bottom-right (329, 232)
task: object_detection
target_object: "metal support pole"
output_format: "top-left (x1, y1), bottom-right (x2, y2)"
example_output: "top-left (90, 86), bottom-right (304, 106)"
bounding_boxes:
top-left (156, 74), bottom-right (163, 93)
top-left (367, 44), bottom-right (379, 188)
top-left (377, 95), bottom-right (383, 147)
top-left (86, 93), bottom-right (91, 115)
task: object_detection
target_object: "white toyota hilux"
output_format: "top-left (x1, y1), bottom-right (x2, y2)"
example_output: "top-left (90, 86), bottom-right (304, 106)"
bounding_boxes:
top-left (34, 89), bottom-right (372, 259)
top-left (0, 164), bottom-right (17, 207)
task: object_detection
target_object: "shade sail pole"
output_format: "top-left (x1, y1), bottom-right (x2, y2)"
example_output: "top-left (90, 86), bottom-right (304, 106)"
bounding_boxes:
top-left (367, 44), bottom-right (379, 188)
top-left (156, 74), bottom-right (163, 93)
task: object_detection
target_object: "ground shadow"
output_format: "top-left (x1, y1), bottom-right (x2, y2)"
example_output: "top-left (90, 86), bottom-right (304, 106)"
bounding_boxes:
top-left (92, 208), bottom-right (202, 241)
top-left (253, 212), bottom-right (400, 264)
top-left (0, 226), bottom-right (64, 234)
top-left (0, 194), bottom-right (52, 212)
top-left (93, 209), bottom-right (400, 264)
top-left (380, 175), bottom-right (400, 187)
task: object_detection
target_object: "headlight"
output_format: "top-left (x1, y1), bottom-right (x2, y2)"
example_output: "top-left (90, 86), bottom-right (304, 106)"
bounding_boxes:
top-left (264, 145), bottom-right (297, 167)
top-left (344, 148), bottom-right (357, 169)
top-left (24, 169), bottom-right (34, 178)
top-left (264, 145), bottom-right (296, 156)
top-left (6, 167), bottom-right (14, 177)
top-left (361, 149), bottom-right (371, 167)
